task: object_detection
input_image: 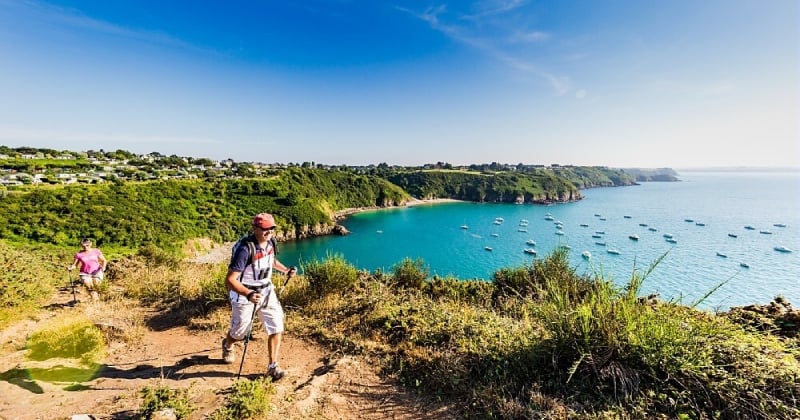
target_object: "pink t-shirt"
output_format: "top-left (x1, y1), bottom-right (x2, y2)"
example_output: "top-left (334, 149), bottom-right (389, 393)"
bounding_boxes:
top-left (75, 248), bottom-right (104, 274)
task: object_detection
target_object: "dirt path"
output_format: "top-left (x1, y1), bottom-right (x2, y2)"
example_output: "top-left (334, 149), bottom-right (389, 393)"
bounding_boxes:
top-left (0, 287), bottom-right (453, 419)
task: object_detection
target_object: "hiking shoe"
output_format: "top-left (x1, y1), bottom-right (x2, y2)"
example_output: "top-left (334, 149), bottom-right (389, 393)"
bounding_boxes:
top-left (221, 338), bottom-right (235, 364)
top-left (267, 365), bottom-right (285, 381)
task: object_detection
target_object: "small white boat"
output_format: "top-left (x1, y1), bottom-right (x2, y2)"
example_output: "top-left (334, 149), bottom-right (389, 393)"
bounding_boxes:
top-left (580, 223), bottom-right (589, 227)
top-left (639, 223), bottom-right (648, 227)
top-left (629, 234), bottom-right (639, 241)
top-left (376, 230), bottom-right (383, 234)
top-left (607, 248), bottom-right (621, 255)
top-left (520, 219), bottom-right (529, 224)
top-left (461, 224), bottom-right (469, 229)
top-left (685, 218), bottom-right (694, 222)
top-left (544, 215), bottom-right (554, 221)
top-left (599, 217), bottom-right (607, 221)
top-left (582, 251), bottom-right (591, 259)
top-left (595, 231), bottom-right (605, 235)
top-left (716, 252), bottom-right (727, 258)
top-left (728, 233), bottom-right (738, 238)
top-left (695, 222), bottom-right (706, 226)
top-left (744, 225), bottom-right (756, 230)
top-left (595, 241), bottom-right (607, 246)
top-left (523, 248), bottom-right (537, 255)
top-left (490, 233), bottom-right (499, 237)
top-left (739, 262), bottom-right (750, 269)
top-left (663, 233), bottom-right (673, 239)
top-left (518, 228), bottom-right (528, 232)
top-left (559, 245), bottom-right (571, 250)
top-left (773, 223), bottom-right (787, 228)
top-left (648, 227), bottom-right (657, 232)
top-left (774, 246), bottom-right (792, 253)
top-left (485, 246), bottom-right (493, 251)
top-left (591, 234), bottom-right (602, 239)
top-left (493, 220), bottom-right (502, 225)
top-left (760, 230), bottom-right (773, 235)
top-left (624, 215), bottom-right (632, 219)
top-left (594, 213), bottom-right (602, 217)
top-left (666, 238), bottom-right (678, 244)
top-left (526, 240), bottom-right (536, 246)
top-left (555, 231), bottom-right (565, 236)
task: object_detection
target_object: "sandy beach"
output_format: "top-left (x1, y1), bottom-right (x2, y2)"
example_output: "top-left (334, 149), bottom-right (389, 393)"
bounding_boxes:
top-left (333, 198), bottom-right (462, 220)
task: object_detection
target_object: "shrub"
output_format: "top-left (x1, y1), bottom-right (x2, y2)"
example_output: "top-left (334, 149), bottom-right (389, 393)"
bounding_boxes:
top-left (208, 378), bottom-right (274, 419)
top-left (391, 257), bottom-right (429, 289)
top-left (303, 253), bottom-right (358, 297)
top-left (139, 384), bottom-right (195, 419)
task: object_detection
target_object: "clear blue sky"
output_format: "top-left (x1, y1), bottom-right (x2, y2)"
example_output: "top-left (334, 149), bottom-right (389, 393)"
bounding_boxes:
top-left (1, 0), bottom-right (797, 168)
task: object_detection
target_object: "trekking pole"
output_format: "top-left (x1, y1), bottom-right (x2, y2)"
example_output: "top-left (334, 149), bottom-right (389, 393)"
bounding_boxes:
top-left (278, 266), bottom-right (297, 296)
top-left (66, 270), bottom-right (77, 304)
top-left (236, 294), bottom-right (264, 380)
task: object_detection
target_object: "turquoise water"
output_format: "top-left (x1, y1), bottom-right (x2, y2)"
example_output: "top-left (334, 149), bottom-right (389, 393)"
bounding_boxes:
top-left (281, 171), bottom-right (800, 309)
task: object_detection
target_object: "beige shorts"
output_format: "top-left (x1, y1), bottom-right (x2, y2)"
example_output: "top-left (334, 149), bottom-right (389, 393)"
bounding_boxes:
top-left (228, 285), bottom-right (284, 339)
top-left (79, 271), bottom-right (104, 290)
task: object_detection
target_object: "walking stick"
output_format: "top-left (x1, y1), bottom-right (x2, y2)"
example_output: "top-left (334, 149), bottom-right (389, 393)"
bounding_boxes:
top-left (278, 266), bottom-right (297, 295)
top-left (236, 293), bottom-right (265, 380)
top-left (66, 270), bottom-right (77, 304)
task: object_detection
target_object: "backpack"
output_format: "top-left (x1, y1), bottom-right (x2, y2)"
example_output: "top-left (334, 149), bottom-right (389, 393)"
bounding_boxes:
top-left (230, 234), bottom-right (278, 267)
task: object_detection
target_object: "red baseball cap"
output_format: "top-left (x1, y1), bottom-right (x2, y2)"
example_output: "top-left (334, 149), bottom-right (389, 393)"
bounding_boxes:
top-left (252, 213), bottom-right (276, 229)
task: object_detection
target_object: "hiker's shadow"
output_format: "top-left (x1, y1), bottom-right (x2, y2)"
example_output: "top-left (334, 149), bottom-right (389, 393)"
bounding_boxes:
top-left (98, 354), bottom-right (233, 381)
top-left (0, 354), bottom-right (234, 395)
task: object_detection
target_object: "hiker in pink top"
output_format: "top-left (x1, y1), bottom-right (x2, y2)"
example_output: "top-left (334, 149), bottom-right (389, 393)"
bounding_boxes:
top-left (68, 238), bottom-right (107, 301)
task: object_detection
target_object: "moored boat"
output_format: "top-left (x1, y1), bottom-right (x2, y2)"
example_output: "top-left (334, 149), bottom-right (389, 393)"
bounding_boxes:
top-left (607, 248), bottom-right (621, 255)
top-left (774, 246), bottom-right (792, 253)
top-left (582, 250), bottom-right (591, 259)
top-left (728, 233), bottom-right (738, 238)
top-left (629, 234), bottom-right (639, 240)
top-left (716, 252), bottom-right (727, 258)
top-left (523, 248), bottom-right (537, 255)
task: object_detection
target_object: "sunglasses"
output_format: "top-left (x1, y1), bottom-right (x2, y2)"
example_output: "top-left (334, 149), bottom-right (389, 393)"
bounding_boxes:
top-left (257, 226), bottom-right (276, 231)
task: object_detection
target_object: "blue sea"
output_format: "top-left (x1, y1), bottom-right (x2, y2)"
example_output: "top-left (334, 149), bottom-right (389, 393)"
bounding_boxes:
top-left (281, 171), bottom-right (800, 310)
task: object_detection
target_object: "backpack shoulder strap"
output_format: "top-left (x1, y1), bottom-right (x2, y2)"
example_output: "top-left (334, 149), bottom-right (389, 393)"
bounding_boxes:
top-left (246, 238), bottom-right (257, 265)
top-left (270, 236), bottom-right (278, 255)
